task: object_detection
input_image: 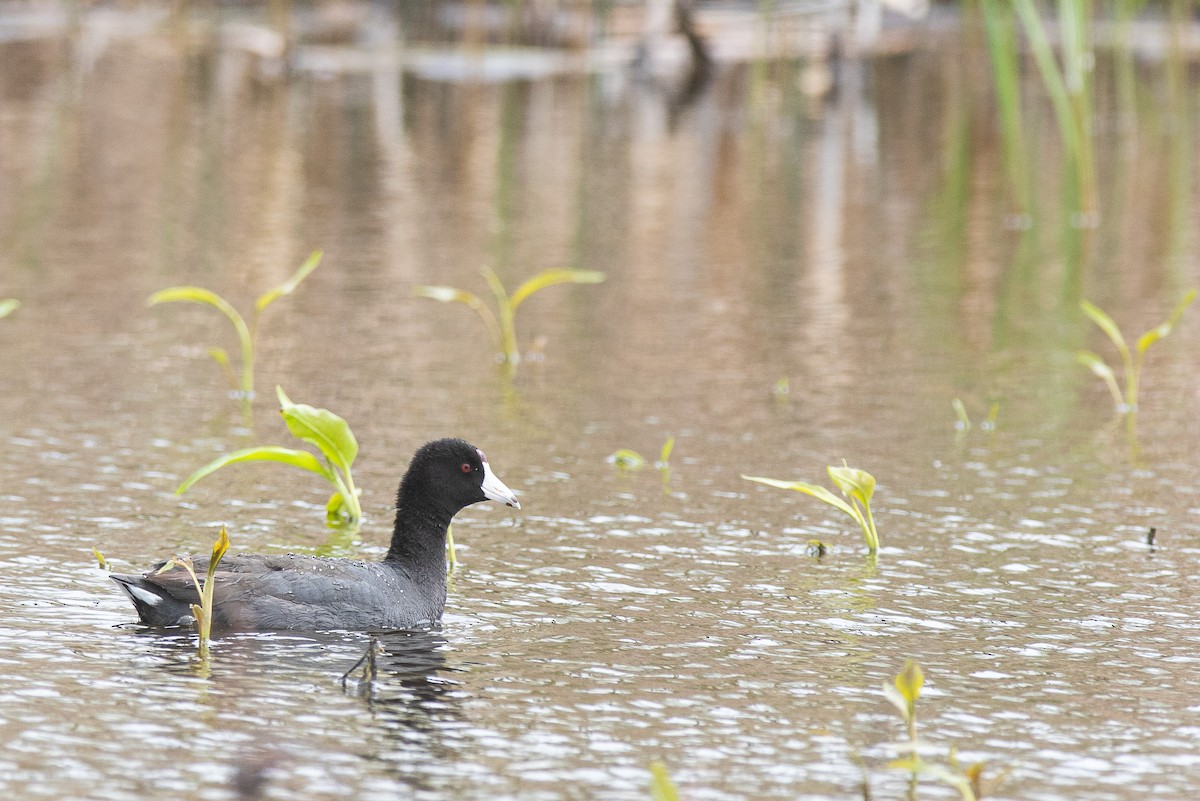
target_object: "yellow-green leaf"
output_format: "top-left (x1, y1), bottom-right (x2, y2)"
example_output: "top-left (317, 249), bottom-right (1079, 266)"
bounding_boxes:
top-left (1135, 288), bottom-right (1196, 354)
top-left (0, 299), bottom-right (19, 318)
top-left (658, 437), bottom-right (675, 466)
top-left (1080, 299), bottom-right (1130, 361)
top-left (207, 347), bottom-right (230, 367)
top-left (882, 680), bottom-right (911, 720)
top-left (276, 386), bottom-right (358, 475)
top-left (147, 286), bottom-right (248, 344)
top-left (414, 285), bottom-right (481, 306)
top-left (326, 491), bottom-right (346, 521)
top-left (742, 475), bottom-right (862, 522)
top-left (92, 547), bottom-right (109, 570)
top-left (209, 526), bottom-right (231, 568)
top-left (1076, 350), bottom-right (1114, 379)
top-left (951, 398), bottom-right (971, 431)
top-left (255, 250), bottom-right (323, 312)
top-left (510, 269), bottom-right (606, 310)
top-left (149, 286), bottom-right (231, 313)
top-left (895, 659), bottom-right (924, 706)
top-left (611, 449), bottom-right (646, 470)
top-left (828, 465), bottom-right (875, 507)
top-left (177, 445), bottom-right (334, 495)
top-left (648, 761), bottom-right (680, 801)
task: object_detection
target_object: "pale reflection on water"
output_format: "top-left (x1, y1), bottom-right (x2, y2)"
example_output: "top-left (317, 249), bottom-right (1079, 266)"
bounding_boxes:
top-left (3, 5), bottom-right (1200, 800)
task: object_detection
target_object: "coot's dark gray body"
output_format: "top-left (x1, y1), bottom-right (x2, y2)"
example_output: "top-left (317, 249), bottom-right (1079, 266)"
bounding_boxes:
top-left (110, 438), bottom-right (520, 631)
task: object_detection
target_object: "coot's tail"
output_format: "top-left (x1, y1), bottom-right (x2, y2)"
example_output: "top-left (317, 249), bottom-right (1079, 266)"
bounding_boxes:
top-left (110, 574), bottom-right (196, 627)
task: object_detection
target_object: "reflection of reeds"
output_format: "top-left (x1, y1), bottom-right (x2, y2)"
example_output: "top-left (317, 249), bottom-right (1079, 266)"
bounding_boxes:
top-left (978, 0), bottom-right (1029, 211)
top-left (983, 0), bottom-right (1097, 216)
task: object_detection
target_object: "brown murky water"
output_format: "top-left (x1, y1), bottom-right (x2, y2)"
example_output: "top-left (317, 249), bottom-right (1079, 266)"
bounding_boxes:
top-left (3, 5), bottom-right (1200, 800)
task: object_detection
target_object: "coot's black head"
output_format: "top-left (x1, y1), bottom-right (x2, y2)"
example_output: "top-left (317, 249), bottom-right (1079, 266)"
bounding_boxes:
top-left (398, 438), bottom-right (520, 516)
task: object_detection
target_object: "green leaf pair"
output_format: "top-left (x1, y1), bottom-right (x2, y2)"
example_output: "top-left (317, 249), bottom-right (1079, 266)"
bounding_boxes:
top-left (415, 266), bottom-right (605, 373)
top-left (148, 251), bottom-right (323, 401)
top-left (177, 386), bottom-right (362, 527)
top-left (742, 464), bottom-right (881, 552)
top-left (1076, 290), bottom-right (1196, 415)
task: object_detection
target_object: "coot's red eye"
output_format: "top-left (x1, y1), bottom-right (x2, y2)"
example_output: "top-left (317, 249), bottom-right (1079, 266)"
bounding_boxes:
top-left (461, 463), bottom-right (473, 473)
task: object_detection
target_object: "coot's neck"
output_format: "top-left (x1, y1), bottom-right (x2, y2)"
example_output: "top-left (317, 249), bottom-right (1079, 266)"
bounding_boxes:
top-left (383, 498), bottom-right (452, 580)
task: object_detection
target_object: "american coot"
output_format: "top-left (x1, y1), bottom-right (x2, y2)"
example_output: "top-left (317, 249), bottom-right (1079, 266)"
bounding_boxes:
top-left (111, 438), bottom-right (520, 631)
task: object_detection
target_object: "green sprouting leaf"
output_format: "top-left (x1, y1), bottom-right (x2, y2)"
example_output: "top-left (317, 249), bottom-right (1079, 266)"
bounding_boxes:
top-left (148, 286), bottom-right (235, 315)
top-left (326, 491), bottom-right (347, 522)
top-left (276, 386), bottom-right (359, 474)
top-left (208, 347), bottom-right (230, 367)
top-left (414, 284), bottom-right (504, 350)
top-left (177, 445), bottom-right (334, 495)
top-left (414, 285), bottom-right (482, 306)
top-left (951, 398), bottom-right (971, 431)
top-left (742, 475), bottom-right (862, 522)
top-left (1076, 350), bottom-right (1124, 408)
top-left (882, 680), bottom-right (911, 721)
top-left (1076, 350), bottom-right (1114, 379)
top-left (509, 269), bottom-right (606, 310)
top-left (658, 437), bottom-right (675, 467)
top-left (1135, 288), bottom-right (1196, 354)
top-left (209, 526), bottom-right (231, 568)
top-left (255, 250), bottom-right (323, 312)
top-left (1080, 299), bottom-right (1130, 361)
top-left (983, 401), bottom-right (1000, 430)
top-left (648, 761), bottom-right (680, 801)
top-left (895, 659), bottom-right (924, 707)
top-left (828, 465), bottom-right (875, 507)
top-left (610, 449), bottom-right (646, 470)
top-left (0, 299), bottom-right (19, 318)
top-left (92, 547), bottom-right (109, 570)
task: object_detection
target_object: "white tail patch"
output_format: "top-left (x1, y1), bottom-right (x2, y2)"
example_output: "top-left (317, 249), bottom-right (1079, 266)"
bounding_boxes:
top-left (118, 581), bottom-right (163, 607)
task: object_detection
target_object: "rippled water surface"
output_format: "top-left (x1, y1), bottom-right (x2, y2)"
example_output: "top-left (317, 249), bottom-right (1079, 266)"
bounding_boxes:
top-left (4, 4), bottom-right (1200, 799)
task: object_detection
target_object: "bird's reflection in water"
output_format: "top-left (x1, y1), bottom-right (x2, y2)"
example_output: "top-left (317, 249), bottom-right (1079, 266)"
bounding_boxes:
top-left (123, 625), bottom-right (472, 796)
top-left (339, 629), bottom-right (473, 794)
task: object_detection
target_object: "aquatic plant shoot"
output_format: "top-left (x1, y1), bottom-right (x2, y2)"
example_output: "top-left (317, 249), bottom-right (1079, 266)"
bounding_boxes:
top-left (148, 250), bottom-right (322, 401)
top-left (156, 526), bottom-right (230, 659)
top-left (743, 464), bottom-right (881, 552)
top-left (884, 659), bottom-right (985, 801)
top-left (0, 299), bottom-right (18, 318)
top-left (1076, 290), bottom-right (1195, 417)
top-left (177, 386), bottom-right (363, 526)
top-left (415, 266), bottom-right (605, 372)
